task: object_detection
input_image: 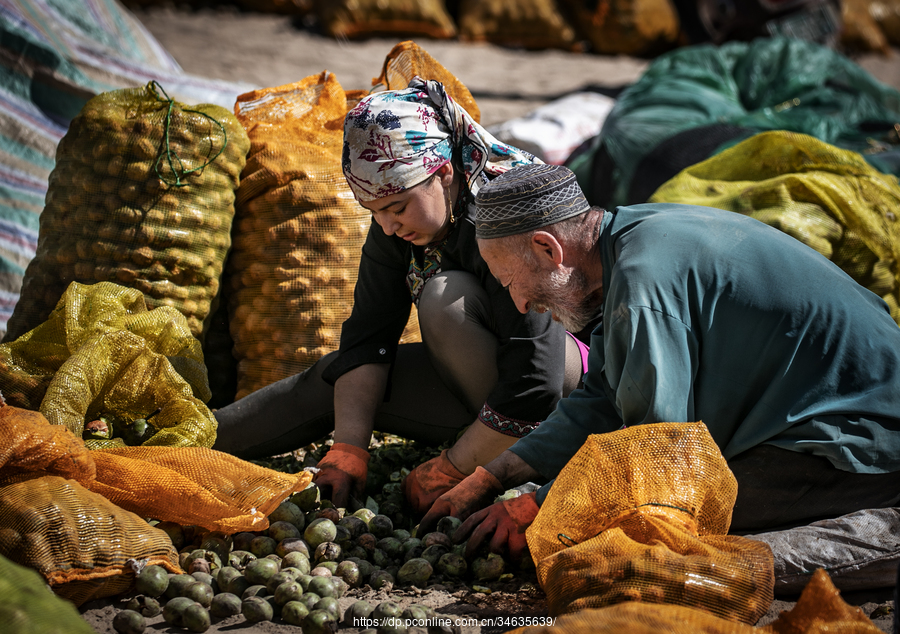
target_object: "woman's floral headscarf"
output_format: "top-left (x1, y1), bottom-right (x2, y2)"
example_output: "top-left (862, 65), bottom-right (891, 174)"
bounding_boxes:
top-left (342, 77), bottom-right (539, 202)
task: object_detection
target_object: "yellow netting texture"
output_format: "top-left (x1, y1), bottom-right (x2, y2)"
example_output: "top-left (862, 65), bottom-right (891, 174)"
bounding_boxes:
top-left (372, 40), bottom-right (481, 124)
top-left (507, 570), bottom-right (881, 633)
top-left (317, 0), bottom-right (456, 40)
top-left (457, 0), bottom-right (577, 49)
top-left (0, 281), bottom-right (215, 448)
top-left (558, 0), bottom-right (680, 56)
top-left (650, 131), bottom-right (900, 324)
top-left (0, 399), bottom-right (313, 605)
top-left (0, 553), bottom-right (97, 634)
top-left (528, 422), bottom-right (774, 622)
top-left (4, 82), bottom-right (250, 342)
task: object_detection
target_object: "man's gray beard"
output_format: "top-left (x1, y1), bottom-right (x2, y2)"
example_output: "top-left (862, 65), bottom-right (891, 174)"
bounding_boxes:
top-left (532, 267), bottom-right (598, 332)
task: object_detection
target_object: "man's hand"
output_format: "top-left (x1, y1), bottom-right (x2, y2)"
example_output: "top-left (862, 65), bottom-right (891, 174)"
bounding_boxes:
top-left (313, 442), bottom-right (369, 509)
top-left (453, 491), bottom-right (539, 562)
top-left (418, 466), bottom-right (505, 534)
top-left (402, 449), bottom-right (466, 514)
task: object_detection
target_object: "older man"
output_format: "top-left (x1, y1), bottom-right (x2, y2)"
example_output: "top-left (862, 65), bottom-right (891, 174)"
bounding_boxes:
top-left (420, 163), bottom-right (900, 561)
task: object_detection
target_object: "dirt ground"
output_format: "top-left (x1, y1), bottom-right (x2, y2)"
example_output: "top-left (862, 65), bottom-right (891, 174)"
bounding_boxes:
top-left (76, 4), bottom-right (899, 632)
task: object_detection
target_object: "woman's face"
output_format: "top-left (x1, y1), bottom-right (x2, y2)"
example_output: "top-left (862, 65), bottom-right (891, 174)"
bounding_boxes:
top-left (360, 164), bottom-right (455, 246)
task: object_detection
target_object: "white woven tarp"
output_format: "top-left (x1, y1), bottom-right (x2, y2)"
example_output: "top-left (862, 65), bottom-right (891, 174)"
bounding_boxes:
top-left (745, 507), bottom-right (900, 594)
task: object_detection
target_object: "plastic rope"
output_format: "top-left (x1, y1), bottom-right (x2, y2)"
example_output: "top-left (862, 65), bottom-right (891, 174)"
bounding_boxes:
top-left (148, 81), bottom-right (228, 187)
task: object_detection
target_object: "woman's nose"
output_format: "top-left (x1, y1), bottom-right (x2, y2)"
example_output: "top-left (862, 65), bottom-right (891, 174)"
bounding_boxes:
top-left (373, 212), bottom-right (400, 236)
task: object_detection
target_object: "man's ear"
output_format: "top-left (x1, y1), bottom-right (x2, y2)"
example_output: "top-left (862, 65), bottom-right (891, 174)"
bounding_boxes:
top-left (530, 231), bottom-right (564, 267)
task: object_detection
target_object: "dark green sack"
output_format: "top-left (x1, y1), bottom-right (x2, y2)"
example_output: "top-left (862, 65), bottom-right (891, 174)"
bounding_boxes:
top-left (570, 37), bottom-right (900, 208)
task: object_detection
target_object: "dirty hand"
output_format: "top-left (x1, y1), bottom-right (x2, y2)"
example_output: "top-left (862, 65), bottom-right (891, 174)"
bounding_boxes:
top-left (313, 442), bottom-right (369, 509)
top-left (454, 491), bottom-right (539, 562)
top-left (402, 449), bottom-right (467, 514)
top-left (418, 466), bottom-right (505, 534)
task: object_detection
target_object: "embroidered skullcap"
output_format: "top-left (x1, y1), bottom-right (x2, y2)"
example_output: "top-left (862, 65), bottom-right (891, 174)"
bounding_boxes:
top-left (475, 164), bottom-right (590, 239)
top-left (342, 77), bottom-right (539, 202)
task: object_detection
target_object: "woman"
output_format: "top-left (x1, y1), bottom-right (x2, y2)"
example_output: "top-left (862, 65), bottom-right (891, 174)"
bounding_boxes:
top-left (213, 78), bottom-right (589, 512)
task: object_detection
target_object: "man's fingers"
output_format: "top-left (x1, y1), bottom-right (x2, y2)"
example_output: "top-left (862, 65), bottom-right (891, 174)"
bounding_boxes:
top-left (419, 501), bottom-right (449, 535)
top-left (464, 515), bottom-right (499, 559)
top-left (454, 507), bottom-right (490, 544)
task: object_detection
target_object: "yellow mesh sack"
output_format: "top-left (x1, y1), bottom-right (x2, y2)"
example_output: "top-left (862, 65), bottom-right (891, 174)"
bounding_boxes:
top-left (558, 0), bottom-right (680, 56)
top-left (5, 81), bottom-right (249, 342)
top-left (372, 40), bottom-right (481, 124)
top-left (0, 553), bottom-right (97, 634)
top-left (0, 281), bottom-right (215, 448)
top-left (507, 570), bottom-right (880, 633)
top-left (317, 0), bottom-right (456, 40)
top-left (649, 131), bottom-right (900, 324)
top-left (457, 0), bottom-right (578, 50)
top-left (527, 422), bottom-right (774, 622)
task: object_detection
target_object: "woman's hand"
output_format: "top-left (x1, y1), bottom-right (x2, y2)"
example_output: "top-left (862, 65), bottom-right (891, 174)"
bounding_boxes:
top-left (321, 364), bottom-right (390, 507)
top-left (314, 443), bottom-right (369, 508)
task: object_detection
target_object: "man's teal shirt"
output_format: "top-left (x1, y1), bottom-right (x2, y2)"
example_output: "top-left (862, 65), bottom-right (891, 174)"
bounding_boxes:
top-left (511, 203), bottom-right (900, 499)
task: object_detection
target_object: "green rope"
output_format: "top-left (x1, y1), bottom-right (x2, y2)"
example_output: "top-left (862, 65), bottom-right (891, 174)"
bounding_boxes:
top-left (147, 81), bottom-right (228, 187)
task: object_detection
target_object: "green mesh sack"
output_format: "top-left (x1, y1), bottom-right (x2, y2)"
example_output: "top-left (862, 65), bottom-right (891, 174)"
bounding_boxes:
top-left (4, 81), bottom-right (250, 342)
top-left (0, 553), bottom-right (96, 634)
top-left (650, 131), bottom-right (900, 324)
top-left (0, 281), bottom-right (216, 448)
top-left (577, 37), bottom-right (900, 209)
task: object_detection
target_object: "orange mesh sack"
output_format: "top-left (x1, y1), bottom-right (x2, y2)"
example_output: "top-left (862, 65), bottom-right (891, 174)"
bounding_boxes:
top-left (0, 281), bottom-right (216, 448)
top-left (841, 0), bottom-right (891, 53)
top-left (507, 569), bottom-right (880, 634)
top-left (4, 81), bottom-right (250, 342)
top-left (372, 40), bottom-right (481, 124)
top-left (457, 0), bottom-right (578, 50)
top-left (90, 447), bottom-right (312, 533)
top-left (527, 422), bottom-right (774, 622)
top-left (558, 0), bottom-right (680, 56)
top-left (649, 131), bottom-right (900, 324)
top-left (870, 0), bottom-right (900, 45)
top-left (229, 73), bottom-right (375, 398)
top-left (317, 0), bottom-right (456, 39)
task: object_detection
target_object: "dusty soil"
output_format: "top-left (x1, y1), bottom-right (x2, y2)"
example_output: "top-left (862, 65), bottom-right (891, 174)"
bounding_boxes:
top-left (76, 4), bottom-right (899, 632)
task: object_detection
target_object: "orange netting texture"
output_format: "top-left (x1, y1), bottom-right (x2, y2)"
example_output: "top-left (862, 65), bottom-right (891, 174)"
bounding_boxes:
top-left (650, 131), bottom-right (900, 324)
top-left (4, 81), bottom-right (249, 342)
top-left (0, 281), bottom-right (215, 448)
top-left (0, 397), bottom-right (312, 604)
top-left (228, 41), bottom-right (475, 399)
top-left (527, 422), bottom-right (774, 622)
top-left (508, 569), bottom-right (881, 634)
top-left (372, 40), bottom-right (481, 123)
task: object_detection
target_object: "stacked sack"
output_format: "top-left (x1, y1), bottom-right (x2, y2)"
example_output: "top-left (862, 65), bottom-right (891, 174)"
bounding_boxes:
top-left (228, 73), bottom-right (374, 399)
top-left (227, 41), bottom-right (474, 398)
top-left (4, 82), bottom-right (249, 342)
